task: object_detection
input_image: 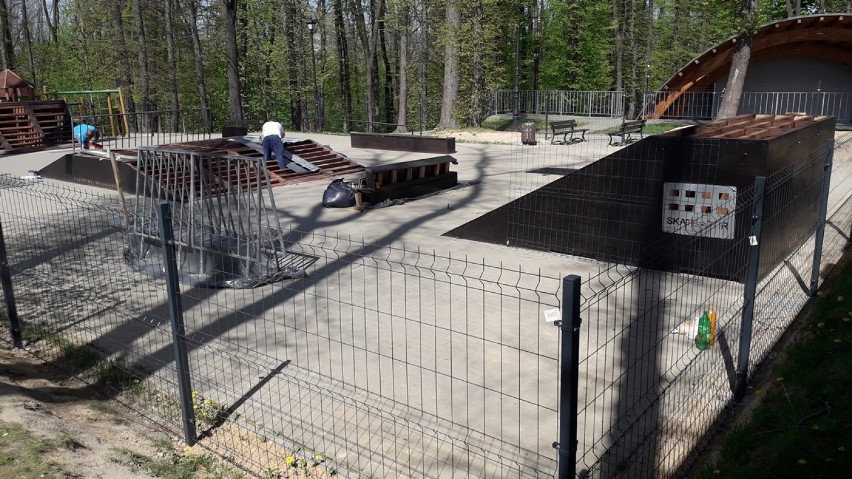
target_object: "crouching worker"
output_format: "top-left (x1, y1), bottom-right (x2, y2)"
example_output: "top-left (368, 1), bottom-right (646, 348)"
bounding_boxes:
top-left (73, 123), bottom-right (102, 149)
top-left (261, 120), bottom-right (288, 170)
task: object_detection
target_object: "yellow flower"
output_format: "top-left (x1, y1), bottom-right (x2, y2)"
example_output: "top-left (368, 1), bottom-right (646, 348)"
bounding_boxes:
top-left (285, 456), bottom-right (295, 465)
top-left (183, 445), bottom-right (191, 452)
top-left (797, 458), bottom-right (807, 464)
top-left (192, 390), bottom-right (199, 397)
top-left (776, 376), bottom-right (785, 382)
top-left (713, 469), bottom-right (721, 475)
top-left (204, 398), bottom-right (212, 405)
top-left (816, 291), bottom-right (826, 297)
top-left (315, 453), bottom-right (324, 462)
top-left (838, 296), bottom-right (845, 302)
top-left (818, 322), bottom-right (826, 328)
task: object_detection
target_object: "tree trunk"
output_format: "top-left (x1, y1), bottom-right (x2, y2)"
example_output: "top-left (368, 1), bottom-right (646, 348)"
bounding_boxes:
top-left (717, 0), bottom-right (758, 120)
top-left (221, 0), bottom-right (244, 122)
top-left (0, 0), bottom-right (16, 70)
top-left (40, 0), bottom-right (58, 45)
top-left (438, 1), bottom-right (460, 130)
top-left (350, 0), bottom-right (383, 132)
top-left (611, 0), bottom-right (622, 91)
top-left (379, 1), bottom-right (394, 130)
top-left (131, 0), bottom-right (151, 118)
top-left (627, 0), bottom-right (638, 118)
top-left (111, 1), bottom-right (138, 131)
top-left (334, 0), bottom-right (352, 132)
top-left (164, 0), bottom-right (181, 131)
top-left (645, 0), bottom-right (653, 93)
top-left (284, 3), bottom-right (303, 131)
top-left (393, 5), bottom-right (409, 133)
top-left (181, 0), bottom-right (211, 132)
top-left (470, 0), bottom-right (484, 126)
top-left (20, 0), bottom-right (37, 86)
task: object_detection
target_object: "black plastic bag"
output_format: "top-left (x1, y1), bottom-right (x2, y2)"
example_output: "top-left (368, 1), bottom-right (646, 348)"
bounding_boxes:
top-left (322, 179), bottom-right (357, 208)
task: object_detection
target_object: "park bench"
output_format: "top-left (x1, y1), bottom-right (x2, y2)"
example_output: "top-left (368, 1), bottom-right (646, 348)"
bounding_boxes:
top-left (549, 119), bottom-right (589, 145)
top-left (607, 119), bottom-right (646, 146)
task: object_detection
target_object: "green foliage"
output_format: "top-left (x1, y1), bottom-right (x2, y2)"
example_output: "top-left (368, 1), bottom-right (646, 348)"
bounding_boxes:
top-left (541, 0), bottom-right (612, 91)
top-left (0, 421), bottom-right (66, 478)
top-left (6, 0), bottom-right (852, 132)
top-left (697, 262), bottom-right (852, 478)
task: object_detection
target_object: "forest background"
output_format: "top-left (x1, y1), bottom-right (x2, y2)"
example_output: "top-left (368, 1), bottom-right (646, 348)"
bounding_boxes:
top-left (0, 0), bottom-right (849, 134)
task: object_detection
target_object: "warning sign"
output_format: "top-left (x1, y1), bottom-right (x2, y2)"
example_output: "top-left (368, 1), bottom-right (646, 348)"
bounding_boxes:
top-left (662, 182), bottom-right (736, 239)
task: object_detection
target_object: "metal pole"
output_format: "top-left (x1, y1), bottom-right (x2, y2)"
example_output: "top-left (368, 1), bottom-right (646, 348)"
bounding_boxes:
top-left (156, 202), bottom-right (197, 445)
top-left (809, 140), bottom-right (834, 296)
top-left (553, 274), bottom-right (582, 479)
top-left (0, 219), bottom-right (23, 348)
top-left (735, 176), bottom-right (766, 402)
top-left (310, 31), bottom-right (320, 132)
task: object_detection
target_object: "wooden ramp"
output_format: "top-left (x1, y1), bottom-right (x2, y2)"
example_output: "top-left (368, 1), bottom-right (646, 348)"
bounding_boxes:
top-left (0, 100), bottom-right (73, 153)
top-left (40, 137), bottom-right (364, 192)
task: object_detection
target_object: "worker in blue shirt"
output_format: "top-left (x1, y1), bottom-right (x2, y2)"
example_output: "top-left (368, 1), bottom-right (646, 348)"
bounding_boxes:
top-left (72, 123), bottom-right (102, 149)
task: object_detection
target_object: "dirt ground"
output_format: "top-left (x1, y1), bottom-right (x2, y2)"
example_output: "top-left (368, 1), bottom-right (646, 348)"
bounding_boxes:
top-left (0, 344), bottom-right (163, 479)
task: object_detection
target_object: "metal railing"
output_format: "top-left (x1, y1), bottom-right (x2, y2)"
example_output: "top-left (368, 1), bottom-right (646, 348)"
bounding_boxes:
top-left (491, 90), bottom-right (852, 123)
top-left (72, 108), bottom-right (213, 152)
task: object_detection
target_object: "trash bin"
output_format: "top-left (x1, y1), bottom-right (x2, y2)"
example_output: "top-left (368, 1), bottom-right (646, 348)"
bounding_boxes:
top-left (521, 122), bottom-right (537, 145)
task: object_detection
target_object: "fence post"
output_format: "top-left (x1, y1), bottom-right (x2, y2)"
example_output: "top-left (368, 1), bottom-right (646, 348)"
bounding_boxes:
top-left (0, 219), bottom-right (23, 348)
top-left (809, 140), bottom-right (835, 296)
top-left (157, 202), bottom-right (197, 446)
top-left (735, 176), bottom-right (767, 402)
top-left (553, 274), bottom-right (582, 479)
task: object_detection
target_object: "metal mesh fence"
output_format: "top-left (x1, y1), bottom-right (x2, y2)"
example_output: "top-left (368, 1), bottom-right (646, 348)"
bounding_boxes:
top-left (502, 123), bottom-right (851, 477)
top-left (0, 175), bottom-right (563, 478)
top-left (0, 128), bottom-right (850, 478)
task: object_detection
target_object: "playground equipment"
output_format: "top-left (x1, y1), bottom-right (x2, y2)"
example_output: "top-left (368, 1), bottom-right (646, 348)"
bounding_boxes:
top-left (43, 87), bottom-right (129, 138)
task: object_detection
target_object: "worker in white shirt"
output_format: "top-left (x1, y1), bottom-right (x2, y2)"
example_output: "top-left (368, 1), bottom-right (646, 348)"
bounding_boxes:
top-left (261, 120), bottom-right (287, 169)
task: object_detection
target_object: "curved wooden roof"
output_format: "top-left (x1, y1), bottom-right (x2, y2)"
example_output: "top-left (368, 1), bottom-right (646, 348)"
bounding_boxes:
top-left (651, 14), bottom-right (852, 119)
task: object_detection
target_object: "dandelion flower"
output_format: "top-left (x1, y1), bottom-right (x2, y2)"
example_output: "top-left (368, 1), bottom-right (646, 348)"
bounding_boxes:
top-left (183, 445), bottom-right (191, 452)
top-left (797, 459), bottom-right (807, 464)
top-left (204, 398), bottom-right (212, 405)
top-left (816, 291), bottom-right (826, 297)
top-left (285, 456), bottom-right (295, 465)
top-left (192, 391), bottom-right (199, 397)
top-left (838, 296), bottom-right (845, 302)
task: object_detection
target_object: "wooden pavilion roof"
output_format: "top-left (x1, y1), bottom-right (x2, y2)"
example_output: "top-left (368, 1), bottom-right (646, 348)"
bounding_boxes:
top-left (651, 15), bottom-right (852, 119)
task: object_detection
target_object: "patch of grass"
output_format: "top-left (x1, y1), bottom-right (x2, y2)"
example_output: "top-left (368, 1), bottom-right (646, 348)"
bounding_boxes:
top-left (480, 116), bottom-right (548, 131)
top-left (697, 261), bottom-right (852, 478)
top-left (113, 441), bottom-right (244, 479)
top-left (0, 421), bottom-right (67, 479)
top-left (87, 401), bottom-right (127, 424)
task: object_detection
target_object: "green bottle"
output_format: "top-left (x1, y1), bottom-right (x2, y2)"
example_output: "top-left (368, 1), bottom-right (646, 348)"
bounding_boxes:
top-left (695, 310), bottom-right (711, 350)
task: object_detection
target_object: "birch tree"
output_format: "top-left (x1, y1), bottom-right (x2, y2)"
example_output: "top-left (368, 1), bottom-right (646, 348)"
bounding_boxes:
top-left (717, 0), bottom-right (758, 119)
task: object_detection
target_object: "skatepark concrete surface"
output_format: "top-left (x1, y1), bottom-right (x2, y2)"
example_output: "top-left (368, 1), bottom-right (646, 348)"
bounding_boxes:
top-left (0, 131), bottom-right (624, 278)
